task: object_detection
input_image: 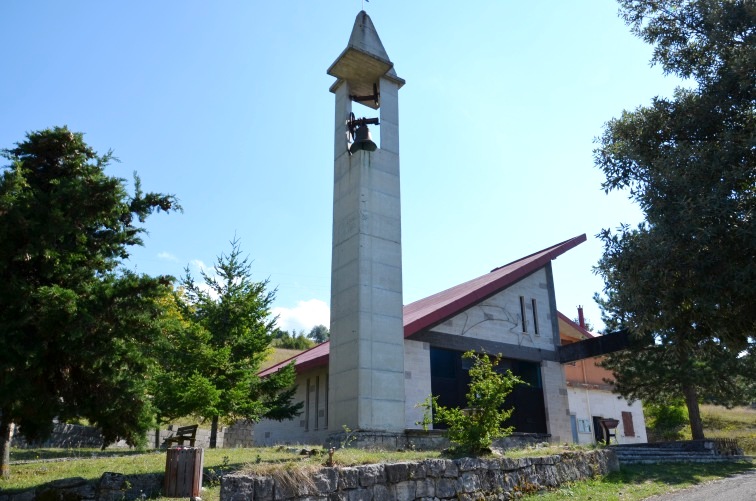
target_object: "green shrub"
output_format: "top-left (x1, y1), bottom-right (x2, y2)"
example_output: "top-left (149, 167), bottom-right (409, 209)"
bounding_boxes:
top-left (645, 402), bottom-right (688, 441)
top-left (418, 351), bottom-right (524, 454)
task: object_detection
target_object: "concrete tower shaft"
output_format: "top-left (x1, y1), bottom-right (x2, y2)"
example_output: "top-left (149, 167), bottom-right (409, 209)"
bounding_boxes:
top-left (327, 11), bottom-right (406, 432)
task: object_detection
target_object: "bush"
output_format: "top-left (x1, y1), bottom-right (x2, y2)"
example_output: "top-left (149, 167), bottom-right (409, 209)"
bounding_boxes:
top-left (645, 402), bottom-right (688, 441)
top-left (418, 351), bottom-right (524, 454)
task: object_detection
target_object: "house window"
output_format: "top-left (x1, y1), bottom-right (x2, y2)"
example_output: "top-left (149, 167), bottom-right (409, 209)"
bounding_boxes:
top-left (519, 296), bottom-right (527, 333)
top-left (531, 298), bottom-right (539, 335)
top-left (622, 411), bottom-right (635, 437)
top-left (577, 419), bottom-right (592, 433)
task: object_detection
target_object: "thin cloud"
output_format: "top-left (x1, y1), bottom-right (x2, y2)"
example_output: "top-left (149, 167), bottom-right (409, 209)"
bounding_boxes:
top-left (272, 299), bottom-right (330, 333)
top-left (157, 251), bottom-right (179, 262)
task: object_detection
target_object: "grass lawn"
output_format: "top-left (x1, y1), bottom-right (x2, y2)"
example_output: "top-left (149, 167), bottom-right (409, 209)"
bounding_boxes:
top-left (3, 446), bottom-right (753, 501)
top-left (3, 406), bottom-right (753, 499)
top-left (527, 460), bottom-right (755, 500)
top-left (699, 405), bottom-right (756, 455)
top-left (1, 445), bottom-right (451, 499)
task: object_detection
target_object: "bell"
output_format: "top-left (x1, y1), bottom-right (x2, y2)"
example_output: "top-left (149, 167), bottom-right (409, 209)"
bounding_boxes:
top-left (349, 125), bottom-right (377, 153)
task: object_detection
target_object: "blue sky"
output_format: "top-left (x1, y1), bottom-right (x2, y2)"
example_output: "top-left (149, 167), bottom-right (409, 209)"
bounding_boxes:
top-left (1, 1), bottom-right (683, 333)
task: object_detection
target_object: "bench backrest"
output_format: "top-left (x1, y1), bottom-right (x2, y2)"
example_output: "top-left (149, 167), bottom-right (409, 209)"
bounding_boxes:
top-left (175, 425), bottom-right (198, 436)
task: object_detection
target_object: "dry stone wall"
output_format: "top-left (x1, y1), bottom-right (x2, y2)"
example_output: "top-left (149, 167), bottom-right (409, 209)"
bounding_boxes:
top-left (220, 449), bottom-right (619, 501)
top-left (10, 421), bottom-right (255, 450)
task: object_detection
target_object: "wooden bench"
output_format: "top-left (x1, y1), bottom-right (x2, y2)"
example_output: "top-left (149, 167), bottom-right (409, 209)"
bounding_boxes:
top-left (164, 425), bottom-right (198, 447)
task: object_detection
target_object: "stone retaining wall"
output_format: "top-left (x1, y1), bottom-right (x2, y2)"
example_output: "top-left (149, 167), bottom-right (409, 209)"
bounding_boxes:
top-left (220, 449), bottom-right (619, 500)
top-left (10, 420), bottom-right (255, 450)
top-left (0, 472), bottom-right (163, 501)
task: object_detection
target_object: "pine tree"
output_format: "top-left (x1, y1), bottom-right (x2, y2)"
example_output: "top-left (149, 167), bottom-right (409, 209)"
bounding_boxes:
top-left (0, 127), bottom-right (178, 477)
top-left (594, 0), bottom-right (755, 439)
top-left (169, 239), bottom-right (302, 448)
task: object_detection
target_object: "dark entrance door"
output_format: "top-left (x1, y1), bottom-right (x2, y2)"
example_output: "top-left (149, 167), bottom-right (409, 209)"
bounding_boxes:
top-left (592, 416), bottom-right (605, 444)
top-left (429, 347), bottom-right (547, 434)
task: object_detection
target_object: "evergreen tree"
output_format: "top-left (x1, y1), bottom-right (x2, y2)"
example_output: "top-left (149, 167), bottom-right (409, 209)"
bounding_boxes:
top-left (594, 0), bottom-right (755, 439)
top-left (0, 127), bottom-right (178, 477)
top-left (173, 239), bottom-right (301, 448)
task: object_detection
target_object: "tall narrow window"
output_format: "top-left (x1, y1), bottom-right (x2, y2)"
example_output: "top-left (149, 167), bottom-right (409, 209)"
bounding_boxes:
top-left (531, 298), bottom-right (539, 335)
top-left (519, 296), bottom-right (528, 333)
top-left (314, 376), bottom-right (320, 430)
top-left (305, 378), bottom-right (311, 431)
top-left (324, 374), bottom-right (329, 429)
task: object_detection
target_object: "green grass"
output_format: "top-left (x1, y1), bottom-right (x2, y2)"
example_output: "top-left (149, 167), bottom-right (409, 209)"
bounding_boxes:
top-left (0, 444), bottom-right (590, 497)
top-left (526, 460), bottom-right (755, 500)
top-left (3, 445), bottom-right (753, 501)
top-left (699, 405), bottom-right (756, 455)
top-left (3, 405), bottom-right (753, 499)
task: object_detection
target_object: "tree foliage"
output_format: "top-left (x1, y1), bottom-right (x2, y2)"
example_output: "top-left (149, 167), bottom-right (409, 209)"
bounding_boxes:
top-left (271, 328), bottom-right (315, 350)
top-left (161, 239), bottom-right (302, 447)
top-left (643, 401), bottom-right (689, 441)
top-left (419, 351), bottom-right (523, 454)
top-left (308, 324), bottom-right (330, 344)
top-left (0, 127), bottom-right (178, 477)
top-left (594, 0), bottom-right (755, 439)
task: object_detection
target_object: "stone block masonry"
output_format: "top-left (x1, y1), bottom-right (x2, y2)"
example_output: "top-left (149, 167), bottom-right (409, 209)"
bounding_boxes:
top-left (220, 449), bottom-right (619, 500)
top-left (10, 420), bottom-right (255, 450)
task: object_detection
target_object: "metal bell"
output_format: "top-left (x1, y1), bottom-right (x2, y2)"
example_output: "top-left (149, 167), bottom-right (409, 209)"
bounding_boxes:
top-left (349, 125), bottom-right (377, 153)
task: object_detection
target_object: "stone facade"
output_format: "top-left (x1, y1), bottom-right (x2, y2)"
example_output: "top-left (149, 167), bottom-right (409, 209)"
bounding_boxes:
top-left (403, 340), bottom-right (432, 430)
top-left (220, 449), bottom-right (619, 501)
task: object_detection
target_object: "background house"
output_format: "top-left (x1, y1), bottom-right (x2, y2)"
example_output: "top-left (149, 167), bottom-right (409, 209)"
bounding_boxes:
top-left (560, 312), bottom-right (648, 445)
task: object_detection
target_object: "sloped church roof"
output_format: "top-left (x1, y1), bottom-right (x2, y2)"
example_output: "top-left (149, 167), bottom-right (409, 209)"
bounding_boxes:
top-left (260, 234), bottom-right (586, 377)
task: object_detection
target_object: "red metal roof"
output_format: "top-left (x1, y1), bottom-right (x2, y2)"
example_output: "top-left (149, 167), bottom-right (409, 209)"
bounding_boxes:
top-left (259, 234), bottom-right (586, 377)
top-left (258, 341), bottom-right (331, 377)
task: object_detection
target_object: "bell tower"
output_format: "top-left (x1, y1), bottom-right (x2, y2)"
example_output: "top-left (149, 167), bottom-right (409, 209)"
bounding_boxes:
top-left (327, 11), bottom-right (406, 433)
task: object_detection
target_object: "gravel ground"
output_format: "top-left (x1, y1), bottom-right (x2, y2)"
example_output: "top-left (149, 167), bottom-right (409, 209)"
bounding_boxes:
top-left (645, 467), bottom-right (756, 501)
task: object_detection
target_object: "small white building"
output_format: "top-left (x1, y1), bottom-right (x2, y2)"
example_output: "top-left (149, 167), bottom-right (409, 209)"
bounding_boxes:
top-left (560, 313), bottom-right (648, 445)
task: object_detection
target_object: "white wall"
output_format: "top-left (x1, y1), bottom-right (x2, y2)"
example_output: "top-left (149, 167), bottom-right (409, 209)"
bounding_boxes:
top-left (404, 339), bottom-right (432, 429)
top-left (431, 269), bottom-right (557, 352)
top-left (541, 361), bottom-right (572, 443)
top-left (254, 366), bottom-right (331, 446)
top-left (567, 387), bottom-right (647, 445)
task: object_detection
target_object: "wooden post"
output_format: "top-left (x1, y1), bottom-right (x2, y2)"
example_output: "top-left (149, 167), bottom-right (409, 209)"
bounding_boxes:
top-left (164, 447), bottom-right (204, 498)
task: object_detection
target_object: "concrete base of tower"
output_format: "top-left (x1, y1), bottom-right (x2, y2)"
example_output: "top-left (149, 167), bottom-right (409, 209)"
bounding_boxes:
top-left (323, 429), bottom-right (554, 452)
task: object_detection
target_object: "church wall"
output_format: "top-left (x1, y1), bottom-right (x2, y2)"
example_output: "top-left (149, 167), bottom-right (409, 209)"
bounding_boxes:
top-left (253, 366), bottom-right (331, 446)
top-left (430, 269), bottom-right (557, 354)
top-left (410, 266), bottom-right (575, 443)
top-left (404, 340), bottom-right (432, 429)
top-left (540, 360), bottom-right (572, 443)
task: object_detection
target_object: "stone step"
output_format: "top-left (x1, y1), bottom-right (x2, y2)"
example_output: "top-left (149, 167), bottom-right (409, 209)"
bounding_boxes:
top-left (614, 448), bottom-right (715, 456)
top-left (620, 456), bottom-right (749, 465)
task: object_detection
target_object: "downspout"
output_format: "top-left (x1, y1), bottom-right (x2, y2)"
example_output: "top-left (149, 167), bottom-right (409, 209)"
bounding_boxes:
top-left (581, 359), bottom-right (594, 444)
top-left (578, 306), bottom-right (593, 444)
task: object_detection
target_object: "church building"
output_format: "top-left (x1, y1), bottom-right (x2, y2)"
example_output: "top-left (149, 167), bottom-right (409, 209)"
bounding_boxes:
top-left (254, 11), bottom-right (646, 448)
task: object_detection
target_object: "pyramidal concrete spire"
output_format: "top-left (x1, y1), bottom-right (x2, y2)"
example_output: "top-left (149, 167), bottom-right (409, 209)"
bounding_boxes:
top-left (346, 11), bottom-right (392, 65)
top-left (328, 11), bottom-right (404, 108)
